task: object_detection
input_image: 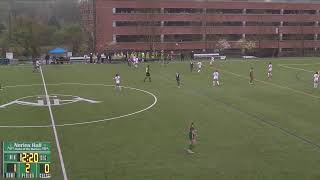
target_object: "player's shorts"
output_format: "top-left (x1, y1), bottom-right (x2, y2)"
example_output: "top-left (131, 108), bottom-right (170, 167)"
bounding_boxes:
top-left (116, 82), bottom-right (120, 86)
top-left (268, 69), bottom-right (272, 72)
top-left (146, 72), bottom-right (150, 77)
top-left (213, 77), bottom-right (218, 80)
top-left (314, 79), bottom-right (319, 83)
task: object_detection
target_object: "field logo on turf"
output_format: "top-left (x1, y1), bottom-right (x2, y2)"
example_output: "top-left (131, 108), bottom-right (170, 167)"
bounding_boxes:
top-left (0, 94), bottom-right (101, 108)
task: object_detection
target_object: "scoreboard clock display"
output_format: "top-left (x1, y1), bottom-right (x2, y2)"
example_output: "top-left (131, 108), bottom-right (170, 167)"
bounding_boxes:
top-left (2, 141), bottom-right (51, 178)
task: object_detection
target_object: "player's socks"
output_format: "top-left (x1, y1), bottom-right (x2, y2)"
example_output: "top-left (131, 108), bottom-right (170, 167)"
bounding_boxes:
top-left (217, 81), bottom-right (220, 86)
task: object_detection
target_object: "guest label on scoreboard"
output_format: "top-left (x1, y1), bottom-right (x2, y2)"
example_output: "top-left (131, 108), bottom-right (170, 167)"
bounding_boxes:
top-left (2, 141), bottom-right (51, 178)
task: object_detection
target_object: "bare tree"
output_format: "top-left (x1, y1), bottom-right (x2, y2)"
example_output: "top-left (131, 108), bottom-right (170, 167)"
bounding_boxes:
top-left (237, 38), bottom-right (256, 55)
top-left (215, 38), bottom-right (231, 54)
top-left (145, 9), bottom-right (158, 52)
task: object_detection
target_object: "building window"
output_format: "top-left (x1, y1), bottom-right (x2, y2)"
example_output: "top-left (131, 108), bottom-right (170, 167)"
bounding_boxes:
top-left (283, 22), bottom-right (315, 26)
top-left (116, 35), bottom-right (161, 42)
top-left (206, 34), bottom-right (242, 41)
top-left (163, 21), bottom-right (202, 26)
top-left (115, 8), bottom-right (161, 14)
top-left (115, 21), bottom-right (161, 27)
top-left (246, 9), bottom-right (281, 14)
top-left (164, 34), bottom-right (202, 42)
top-left (206, 9), bottom-right (242, 14)
top-left (283, 10), bottom-right (316, 14)
top-left (164, 8), bottom-right (202, 14)
top-left (246, 34), bottom-right (279, 40)
top-left (206, 22), bottom-right (242, 26)
top-left (246, 22), bottom-right (281, 26)
top-left (282, 34), bottom-right (315, 40)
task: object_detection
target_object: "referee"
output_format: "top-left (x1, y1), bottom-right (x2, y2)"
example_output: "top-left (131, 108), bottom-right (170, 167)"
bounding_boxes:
top-left (144, 65), bottom-right (151, 82)
top-left (176, 72), bottom-right (181, 88)
top-left (187, 122), bottom-right (197, 154)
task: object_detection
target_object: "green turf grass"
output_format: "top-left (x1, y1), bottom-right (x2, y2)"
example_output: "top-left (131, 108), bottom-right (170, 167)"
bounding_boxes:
top-left (0, 57), bottom-right (320, 180)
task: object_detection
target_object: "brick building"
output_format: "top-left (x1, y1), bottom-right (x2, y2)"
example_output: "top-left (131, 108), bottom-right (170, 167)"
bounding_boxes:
top-left (80, 0), bottom-right (320, 56)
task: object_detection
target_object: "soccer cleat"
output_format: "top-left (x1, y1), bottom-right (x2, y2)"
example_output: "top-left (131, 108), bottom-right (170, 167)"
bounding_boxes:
top-left (187, 149), bottom-right (194, 154)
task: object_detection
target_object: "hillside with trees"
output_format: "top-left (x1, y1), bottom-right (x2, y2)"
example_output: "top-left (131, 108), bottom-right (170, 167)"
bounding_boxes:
top-left (0, 0), bottom-right (88, 58)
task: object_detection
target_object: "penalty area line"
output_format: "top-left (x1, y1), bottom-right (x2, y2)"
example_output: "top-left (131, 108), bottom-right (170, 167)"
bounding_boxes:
top-left (278, 64), bottom-right (314, 73)
top-left (39, 66), bottom-right (68, 180)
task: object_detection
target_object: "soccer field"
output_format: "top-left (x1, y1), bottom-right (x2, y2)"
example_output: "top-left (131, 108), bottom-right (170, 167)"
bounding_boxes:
top-left (0, 57), bottom-right (320, 180)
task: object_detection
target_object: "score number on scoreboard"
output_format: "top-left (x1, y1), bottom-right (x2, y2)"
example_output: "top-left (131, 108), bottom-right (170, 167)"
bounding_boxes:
top-left (2, 141), bottom-right (51, 178)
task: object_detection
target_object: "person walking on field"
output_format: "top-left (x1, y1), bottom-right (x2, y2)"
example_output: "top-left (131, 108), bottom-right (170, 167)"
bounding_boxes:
top-left (190, 60), bottom-right (194, 72)
top-left (187, 122), bottom-right (197, 154)
top-left (313, 71), bottom-right (319, 88)
top-left (176, 72), bottom-right (181, 88)
top-left (249, 67), bottom-right (254, 85)
top-left (113, 74), bottom-right (121, 91)
top-left (144, 65), bottom-right (151, 82)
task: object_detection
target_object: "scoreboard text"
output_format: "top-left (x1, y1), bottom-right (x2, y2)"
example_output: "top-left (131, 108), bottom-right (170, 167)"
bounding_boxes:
top-left (2, 141), bottom-right (51, 178)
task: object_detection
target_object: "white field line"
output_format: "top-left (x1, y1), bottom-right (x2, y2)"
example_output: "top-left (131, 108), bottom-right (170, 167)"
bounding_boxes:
top-left (278, 64), bottom-right (314, 73)
top-left (211, 66), bottom-right (320, 100)
top-left (39, 66), bottom-right (68, 180)
top-left (278, 62), bottom-right (320, 66)
top-left (0, 83), bottom-right (157, 128)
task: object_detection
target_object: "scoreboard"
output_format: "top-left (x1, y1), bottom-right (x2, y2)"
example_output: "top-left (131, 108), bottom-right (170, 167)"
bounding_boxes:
top-left (2, 141), bottom-right (51, 178)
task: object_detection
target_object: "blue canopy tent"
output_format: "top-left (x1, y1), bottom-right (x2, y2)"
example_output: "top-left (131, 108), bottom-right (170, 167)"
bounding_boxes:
top-left (48, 48), bottom-right (69, 64)
top-left (49, 47), bottom-right (67, 54)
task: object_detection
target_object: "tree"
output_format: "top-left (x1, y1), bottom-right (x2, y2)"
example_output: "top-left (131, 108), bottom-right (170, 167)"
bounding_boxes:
top-left (0, 15), bottom-right (89, 57)
top-left (8, 17), bottom-right (48, 57)
top-left (134, 9), bottom-right (159, 52)
top-left (0, 23), bottom-right (5, 34)
top-left (146, 13), bottom-right (158, 52)
top-left (54, 24), bottom-right (88, 54)
top-left (237, 38), bottom-right (256, 55)
top-left (215, 39), bottom-right (231, 54)
top-left (48, 16), bottom-right (61, 29)
top-left (55, 0), bottom-right (81, 24)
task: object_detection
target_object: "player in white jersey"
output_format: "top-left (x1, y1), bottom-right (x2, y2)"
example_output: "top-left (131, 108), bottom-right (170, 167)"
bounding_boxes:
top-left (197, 61), bottom-right (202, 73)
top-left (313, 72), bottom-right (319, 88)
top-left (212, 70), bottom-right (220, 86)
top-left (33, 60), bottom-right (41, 72)
top-left (133, 56), bottom-right (139, 68)
top-left (113, 74), bottom-right (121, 91)
top-left (267, 62), bottom-right (272, 79)
top-left (209, 57), bottom-right (215, 66)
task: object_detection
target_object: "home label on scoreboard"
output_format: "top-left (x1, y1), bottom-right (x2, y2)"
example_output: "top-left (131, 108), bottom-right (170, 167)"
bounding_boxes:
top-left (2, 141), bottom-right (51, 178)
